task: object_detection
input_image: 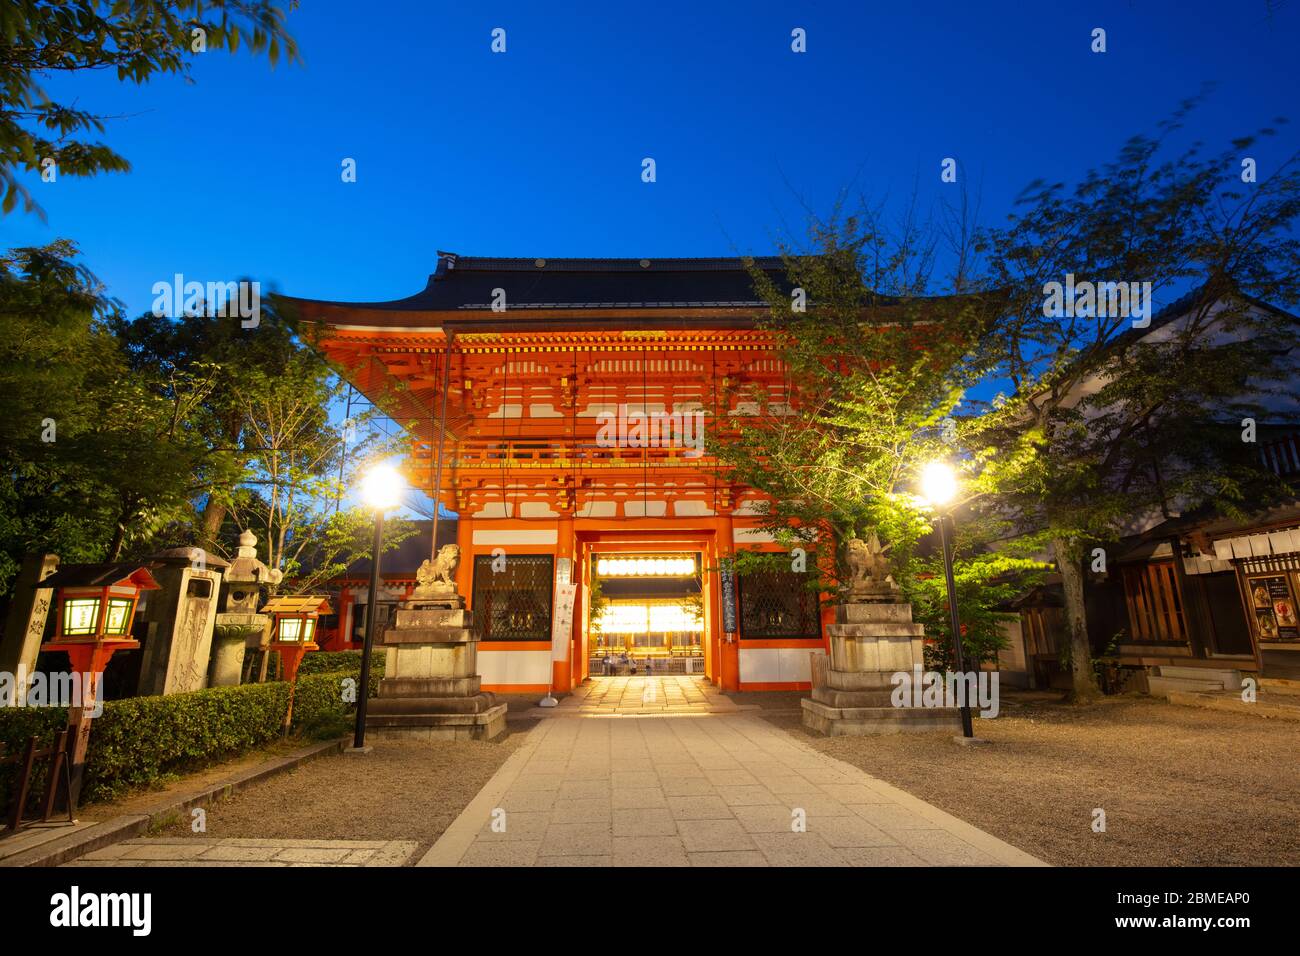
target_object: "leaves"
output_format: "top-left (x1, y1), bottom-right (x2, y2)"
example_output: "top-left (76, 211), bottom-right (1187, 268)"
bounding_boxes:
top-left (0, 1), bottom-right (300, 218)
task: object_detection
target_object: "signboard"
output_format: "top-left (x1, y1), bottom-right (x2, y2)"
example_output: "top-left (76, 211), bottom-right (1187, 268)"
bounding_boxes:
top-left (719, 565), bottom-right (737, 634)
top-left (551, 582), bottom-right (578, 657)
top-left (1247, 573), bottom-right (1300, 642)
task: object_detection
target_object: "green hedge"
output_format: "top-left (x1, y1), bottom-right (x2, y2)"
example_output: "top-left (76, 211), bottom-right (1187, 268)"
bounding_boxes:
top-left (0, 669), bottom-right (378, 807)
top-left (296, 650), bottom-right (386, 677)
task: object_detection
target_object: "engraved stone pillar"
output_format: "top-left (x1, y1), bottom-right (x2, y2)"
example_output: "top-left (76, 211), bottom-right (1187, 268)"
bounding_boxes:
top-left (136, 548), bottom-right (227, 695)
top-left (0, 553), bottom-right (58, 696)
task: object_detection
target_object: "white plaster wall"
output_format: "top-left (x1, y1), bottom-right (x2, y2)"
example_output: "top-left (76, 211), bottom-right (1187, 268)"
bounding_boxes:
top-left (479, 650), bottom-right (552, 685)
top-left (472, 528), bottom-right (558, 546)
top-left (739, 647), bottom-right (824, 684)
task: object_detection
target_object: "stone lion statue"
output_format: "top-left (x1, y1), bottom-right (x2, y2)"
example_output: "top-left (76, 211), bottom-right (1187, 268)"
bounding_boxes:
top-left (416, 544), bottom-right (460, 592)
top-left (844, 533), bottom-right (896, 598)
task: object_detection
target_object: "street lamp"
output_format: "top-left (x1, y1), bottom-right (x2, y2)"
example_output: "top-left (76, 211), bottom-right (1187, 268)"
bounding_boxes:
top-left (353, 463), bottom-right (405, 752)
top-left (921, 461), bottom-right (975, 739)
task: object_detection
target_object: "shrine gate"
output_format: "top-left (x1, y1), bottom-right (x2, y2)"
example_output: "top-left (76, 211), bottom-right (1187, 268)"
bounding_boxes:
top-left (286, 253), bottom-right (828, 693)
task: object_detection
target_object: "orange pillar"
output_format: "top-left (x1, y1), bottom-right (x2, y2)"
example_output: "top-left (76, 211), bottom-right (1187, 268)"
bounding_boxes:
top-left (455, 512), bottom-right (473, 600)
top-left (718, 510), bottom-right (740, 691)
top-left (553, 514), bottom-right (575, 693)
top-left (572, 540), bottom-right (589, 686)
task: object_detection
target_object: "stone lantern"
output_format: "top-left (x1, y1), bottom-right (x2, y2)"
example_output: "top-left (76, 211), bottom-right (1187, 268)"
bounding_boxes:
top-left (210, 531), bottom-right (283, 686)
top-left (38, 563), bottom-right (160, 808)
top-left (261, 594), bottom-right (331, 732)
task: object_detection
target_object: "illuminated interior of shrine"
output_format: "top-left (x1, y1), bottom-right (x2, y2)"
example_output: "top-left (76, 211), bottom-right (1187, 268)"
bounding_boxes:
top-left (591, 552), bottom-right (704, 659)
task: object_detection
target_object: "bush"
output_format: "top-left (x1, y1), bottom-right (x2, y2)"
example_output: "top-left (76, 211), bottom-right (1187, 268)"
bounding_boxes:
top-left (289, 669), bottom-right (380, 739)
top-left (296, 650), bottom-right (386, 677)
top-left (0, 668), bottom-right (378, 807)
top-left (80, 681), bottom-right (290, 801)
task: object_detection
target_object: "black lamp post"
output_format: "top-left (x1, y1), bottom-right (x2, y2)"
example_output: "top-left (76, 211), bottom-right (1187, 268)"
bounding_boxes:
top-left (353, 463), bottom-right (404, 751)
top-left (922, 461), bottom-right (975, 739)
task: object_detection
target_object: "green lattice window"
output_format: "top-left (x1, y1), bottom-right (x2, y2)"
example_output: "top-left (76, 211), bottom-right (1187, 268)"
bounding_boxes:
top-left (471, 554), bottom-right (554, 641)
top-left (738, 568), bottom-right (821, 639)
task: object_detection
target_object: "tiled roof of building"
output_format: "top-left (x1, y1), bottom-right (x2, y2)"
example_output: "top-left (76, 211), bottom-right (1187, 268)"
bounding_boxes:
top-left (339, 519), bottom-right (459, 579)
top-left (290, 253), bottom-right (792, 313)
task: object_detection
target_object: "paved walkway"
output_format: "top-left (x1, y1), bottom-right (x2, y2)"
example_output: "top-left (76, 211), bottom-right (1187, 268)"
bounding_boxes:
top-left (547, 675), bottom-right (749, 715)
top-left (420, 713), bottom-right (1045, 867)
top-left (67, 838), bottom-right (418, 867)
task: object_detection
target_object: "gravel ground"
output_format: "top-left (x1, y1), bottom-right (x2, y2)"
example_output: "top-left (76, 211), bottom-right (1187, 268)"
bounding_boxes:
top-left (761, 694), bottom-right (1300, 866)
top-left (150, 700), bottom-right (544, 858)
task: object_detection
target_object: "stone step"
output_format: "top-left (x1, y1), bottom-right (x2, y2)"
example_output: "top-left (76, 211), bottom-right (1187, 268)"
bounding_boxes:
top-left (1156, 665), bottom-right (1242, 689)
top-left (1148, 676), bottom-right (1231, 697)
top-left (1260, 677), bottom-right (1300, 695)
top-left (1165, 689), bottom-right (1300, 721)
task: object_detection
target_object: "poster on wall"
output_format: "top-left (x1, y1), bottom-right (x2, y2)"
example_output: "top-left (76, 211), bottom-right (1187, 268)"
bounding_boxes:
top-left (1248, 574), bottom-right (1299, 642)
top-left (551, 582), bottom-right (577, 658)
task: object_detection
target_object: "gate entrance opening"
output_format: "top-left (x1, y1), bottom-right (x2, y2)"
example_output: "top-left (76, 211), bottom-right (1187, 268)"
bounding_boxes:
top-left (589, 551), bottom-right (704, 676)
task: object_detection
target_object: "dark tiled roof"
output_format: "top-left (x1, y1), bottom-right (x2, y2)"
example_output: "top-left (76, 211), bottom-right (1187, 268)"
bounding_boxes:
top-left (340, 519), bottom-right (459, 579)
top-left (291, 253), bottom-right (792, 313)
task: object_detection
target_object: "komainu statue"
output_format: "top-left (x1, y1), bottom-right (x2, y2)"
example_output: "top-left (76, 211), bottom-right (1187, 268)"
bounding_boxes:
top-left (844, 532), bottom-right (899, 602)
top-left (414, 544), bottom-right (460, 597)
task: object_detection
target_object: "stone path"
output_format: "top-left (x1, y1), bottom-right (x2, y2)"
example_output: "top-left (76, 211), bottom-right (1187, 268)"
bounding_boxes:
top-left (547, 674), bottom-right (748, 716)
top-left (420, 712), bottom-right (1045, 867)
top-left (66, 838), bottom-right (418, 867)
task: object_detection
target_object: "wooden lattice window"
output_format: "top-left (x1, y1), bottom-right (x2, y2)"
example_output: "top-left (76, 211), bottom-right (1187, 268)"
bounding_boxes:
top-left (471, 554), bottom-right (554, 641)
top-left (738, 568), bottom-right (821, 640)
top-left (1120, 562), bottom-right (1187, 643)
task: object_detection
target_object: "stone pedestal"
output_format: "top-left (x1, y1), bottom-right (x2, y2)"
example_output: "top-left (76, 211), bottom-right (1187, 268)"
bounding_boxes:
top-left (366, 593), bottom-right (506, 741)
top-left (210, 614), bottom-right (266, 687)
top-left (802, 601), bottom-right (961, 735)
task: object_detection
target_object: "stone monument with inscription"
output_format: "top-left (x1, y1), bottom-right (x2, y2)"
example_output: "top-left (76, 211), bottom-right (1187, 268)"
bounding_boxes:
top-left (802, 534), bottom-right (962, 735)
top-left (0, 553), bottom-right (58, 700)
top-left (366, 544), bottom-right (507, 740)
top-left (136, 547), bottom-right (228, 695)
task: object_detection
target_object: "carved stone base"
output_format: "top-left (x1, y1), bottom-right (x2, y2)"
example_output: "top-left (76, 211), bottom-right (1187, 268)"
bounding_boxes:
top-left (210, 613), bottom-right (267, 687)
top-left (366, 707), bottom-right (507, 742)
top-left (803, 600), bottom-right (962, 737)
top-left (801, 698), bottom-right (963, 735)
top-left (365, 600), bottom-right (506, 741)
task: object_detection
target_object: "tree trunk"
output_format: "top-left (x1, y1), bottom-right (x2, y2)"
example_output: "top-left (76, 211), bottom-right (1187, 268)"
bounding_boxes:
top-left (106, 519), bottom-right (127, 562)
top-left (1052, 536), bottom-right (1101, 701)
top-left (199, 498), bottom-right (227, 549)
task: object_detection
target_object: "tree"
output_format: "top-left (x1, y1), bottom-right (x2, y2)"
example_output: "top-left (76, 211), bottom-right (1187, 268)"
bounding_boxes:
top-left (717, 207), bottom-right (998, 561)
top-left (1, 0), bottom-right (298, 217)
top-left (115, 297), bottom-right (412, 588)
top-left (112, 299), bottom-right (302, 549)
top-left (973, 111), bottom-right (1300, 698)
top-left (711, 207), bottom-right (1042, 663)
top-left (0, 241), bottom-right (214, 596)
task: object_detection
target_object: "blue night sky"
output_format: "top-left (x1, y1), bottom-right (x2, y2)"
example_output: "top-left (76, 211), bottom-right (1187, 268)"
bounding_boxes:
top-left (5, 0), bottom-right (1300, 318)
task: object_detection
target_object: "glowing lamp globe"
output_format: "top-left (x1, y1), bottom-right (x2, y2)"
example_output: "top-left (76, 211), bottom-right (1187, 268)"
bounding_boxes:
top-left (921, 461), bottom-right (958, 507)
top-left (361, 463), bottom-right (405, 511)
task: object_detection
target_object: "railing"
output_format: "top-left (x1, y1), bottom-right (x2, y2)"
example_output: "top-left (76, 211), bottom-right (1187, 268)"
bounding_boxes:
top-left (0, 731), bottom-right (75, 836)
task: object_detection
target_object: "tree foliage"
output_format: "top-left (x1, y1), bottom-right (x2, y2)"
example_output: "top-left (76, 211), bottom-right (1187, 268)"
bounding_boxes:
top-left (972, 109), bottom-right (1300, 696)
top-left (0, 0), bottom-right (298, 217)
